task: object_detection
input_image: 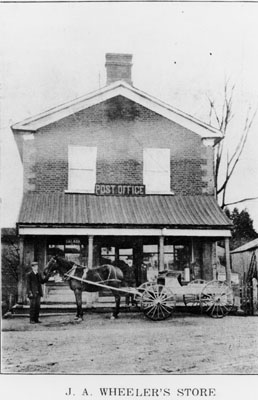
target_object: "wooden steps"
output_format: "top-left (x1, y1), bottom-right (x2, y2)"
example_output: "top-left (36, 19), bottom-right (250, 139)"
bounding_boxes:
top-left (10, 281), bottom-right (137, 316)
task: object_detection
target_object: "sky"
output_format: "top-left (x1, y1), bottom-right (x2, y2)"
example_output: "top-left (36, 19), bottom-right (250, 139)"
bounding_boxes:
top-left (1, 2), bottom-right (258, 230)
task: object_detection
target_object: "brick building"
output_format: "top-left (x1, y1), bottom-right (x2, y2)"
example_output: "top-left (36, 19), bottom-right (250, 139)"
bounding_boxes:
top-left (12, 53), bottom-right (232, 303)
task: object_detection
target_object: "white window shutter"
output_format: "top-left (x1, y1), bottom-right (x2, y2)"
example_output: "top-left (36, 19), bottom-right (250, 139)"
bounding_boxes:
top-left (143, 148), bottom-right (170, 193)
top-left (68, 146), bottom-right (97, 192)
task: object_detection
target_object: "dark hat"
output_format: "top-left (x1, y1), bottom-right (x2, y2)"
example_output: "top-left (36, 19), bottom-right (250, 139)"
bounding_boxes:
top-left (31, 262), bottom-right (38, 266)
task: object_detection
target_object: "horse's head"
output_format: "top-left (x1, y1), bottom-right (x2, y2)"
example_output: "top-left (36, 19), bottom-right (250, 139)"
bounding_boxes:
top-left (43, 256), bottom-right (58, 278)
top-left (44, 255), bottom-right (76, 279)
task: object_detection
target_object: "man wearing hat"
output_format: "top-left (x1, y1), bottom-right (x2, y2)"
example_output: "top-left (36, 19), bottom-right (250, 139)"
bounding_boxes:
top-left (27, 261), bottom-right (49, 324)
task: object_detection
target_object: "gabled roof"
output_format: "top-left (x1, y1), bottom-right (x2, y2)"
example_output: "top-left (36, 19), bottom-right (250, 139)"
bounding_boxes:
top-left (231, 238), bottom-right (258, 254)
top-left (11, 81), bottom-right (222, 142)
top-left (18, 193), bottom-right (231, 228)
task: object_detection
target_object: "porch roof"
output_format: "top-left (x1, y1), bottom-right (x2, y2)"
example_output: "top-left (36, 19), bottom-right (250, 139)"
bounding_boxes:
top-left (18, 193), bottom-right (231, 229)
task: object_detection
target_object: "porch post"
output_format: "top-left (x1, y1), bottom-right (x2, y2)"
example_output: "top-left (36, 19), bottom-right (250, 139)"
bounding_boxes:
top-left (225, 237), bottom-right (231, 285)
top-left (191, 238), bottom-right (195, 263)
top-left (115, 247), bottom-right (119, 264)
top-left (37, 237), bottom-right (47, 298)
top-left (88, 235), bottom-right (94, 269)
top-left (18, 236), bottom-right (25, 303)
top-left (159, 235), bottom-right (165, 271)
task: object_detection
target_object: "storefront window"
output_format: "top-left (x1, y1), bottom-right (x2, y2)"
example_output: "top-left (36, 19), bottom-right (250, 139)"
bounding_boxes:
top-left (119, 248), bottom-right (133, 267)
top-left (163, 245), bottom-right (190, 271)
top-left (143, 245), bottom-right (159, 281)
top-left (47, 238), bottom-right (86, 264)
top-left (100, 247), bottom-right (134, 266)
top-left (143, 242), bottom-right (190, 281)
top-left (100, 247), bottom-right (115, 264)
top-left (173, 245), bottom-right (190, 271)
top-left (64, 238), bottom-right (81, 263)
top-left (48, 244), bottom-right (65, 256)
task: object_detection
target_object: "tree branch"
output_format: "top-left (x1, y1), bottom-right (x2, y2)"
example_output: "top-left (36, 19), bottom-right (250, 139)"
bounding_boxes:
top-left (224, 196), bottom-right (258, 207)
top-left (221, 151), bottom-right (229, 208)
top-left (217, 108), bottom-right (257, 195)
top-left (208, 80), bottom-right (257, 208)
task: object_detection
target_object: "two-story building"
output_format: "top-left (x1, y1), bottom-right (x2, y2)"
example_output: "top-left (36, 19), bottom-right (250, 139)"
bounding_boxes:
top-left (12, 53), bottom-right (232, 303)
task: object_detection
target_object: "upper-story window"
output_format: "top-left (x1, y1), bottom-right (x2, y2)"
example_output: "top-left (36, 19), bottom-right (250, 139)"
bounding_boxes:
top-left (68, 146), bottom-right (97, 193)
top-left (143, 148), bottom-right (170, 194)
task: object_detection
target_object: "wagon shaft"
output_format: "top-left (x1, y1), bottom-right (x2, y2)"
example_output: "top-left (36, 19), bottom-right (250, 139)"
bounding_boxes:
top-left (64, 273), bottom-right (139, 295)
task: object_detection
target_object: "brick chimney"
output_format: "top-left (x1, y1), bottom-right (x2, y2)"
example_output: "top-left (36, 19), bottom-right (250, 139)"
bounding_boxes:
top-left (105, 53), bottom-right (133, 85)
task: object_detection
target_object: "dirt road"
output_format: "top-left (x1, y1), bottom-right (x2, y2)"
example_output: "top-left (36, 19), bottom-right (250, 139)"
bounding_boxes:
top-left (1, 312), bottom-right (258, 374)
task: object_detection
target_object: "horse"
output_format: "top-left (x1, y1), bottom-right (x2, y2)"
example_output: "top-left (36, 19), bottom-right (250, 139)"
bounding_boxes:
top-left (43, 256), bottom-right (124, 321)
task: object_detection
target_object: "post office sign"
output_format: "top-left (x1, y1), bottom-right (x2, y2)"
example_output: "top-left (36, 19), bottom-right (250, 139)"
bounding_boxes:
top-left (95, 184), bottom-right (145, 196)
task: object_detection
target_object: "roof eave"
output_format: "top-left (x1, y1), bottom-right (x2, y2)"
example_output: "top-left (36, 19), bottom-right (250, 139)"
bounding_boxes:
top-left (11, 81), bottom-right (222, 141)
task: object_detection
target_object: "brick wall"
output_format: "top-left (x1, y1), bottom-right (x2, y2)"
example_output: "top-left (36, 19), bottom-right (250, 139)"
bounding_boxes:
top-left (19, 96), bottom-right (215, 195)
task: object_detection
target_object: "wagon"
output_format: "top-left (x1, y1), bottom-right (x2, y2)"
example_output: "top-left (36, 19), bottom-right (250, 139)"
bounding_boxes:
top-left (65, 268), bottom-right (235, 321)
top-left (133, 272), bottom-right (235, 320)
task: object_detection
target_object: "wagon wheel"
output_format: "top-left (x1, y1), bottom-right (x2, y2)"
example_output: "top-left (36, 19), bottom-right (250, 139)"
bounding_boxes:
top-left (200, 280), bottom-right (234, 318)
top-left (134, 281), bottom-right (156, 304)
top-left (140, 284), bottom-right (176, 321)
top-left (183, 280), bottom-right (207, 308)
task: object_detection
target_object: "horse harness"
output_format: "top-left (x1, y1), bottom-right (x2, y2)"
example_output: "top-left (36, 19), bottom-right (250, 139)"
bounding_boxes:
top-left (65, 263), bottom-right (121, 284)
top-left (94, 264), bottom-right (122, 284)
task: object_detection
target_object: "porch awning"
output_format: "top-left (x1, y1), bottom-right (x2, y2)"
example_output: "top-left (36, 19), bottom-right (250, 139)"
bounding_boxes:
top-left (18, 193), bottom-right (231, 237)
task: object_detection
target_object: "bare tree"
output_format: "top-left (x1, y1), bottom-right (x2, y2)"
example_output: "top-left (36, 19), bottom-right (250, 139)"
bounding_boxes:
top-left (208, 81), bottom-right (258, 209)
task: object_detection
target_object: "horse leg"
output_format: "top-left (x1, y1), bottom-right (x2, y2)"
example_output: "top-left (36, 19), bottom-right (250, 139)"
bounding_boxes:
top-left (74, 289), bottom-right (83, 321)
top-left (111, 291), bottom-right (121, 320)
